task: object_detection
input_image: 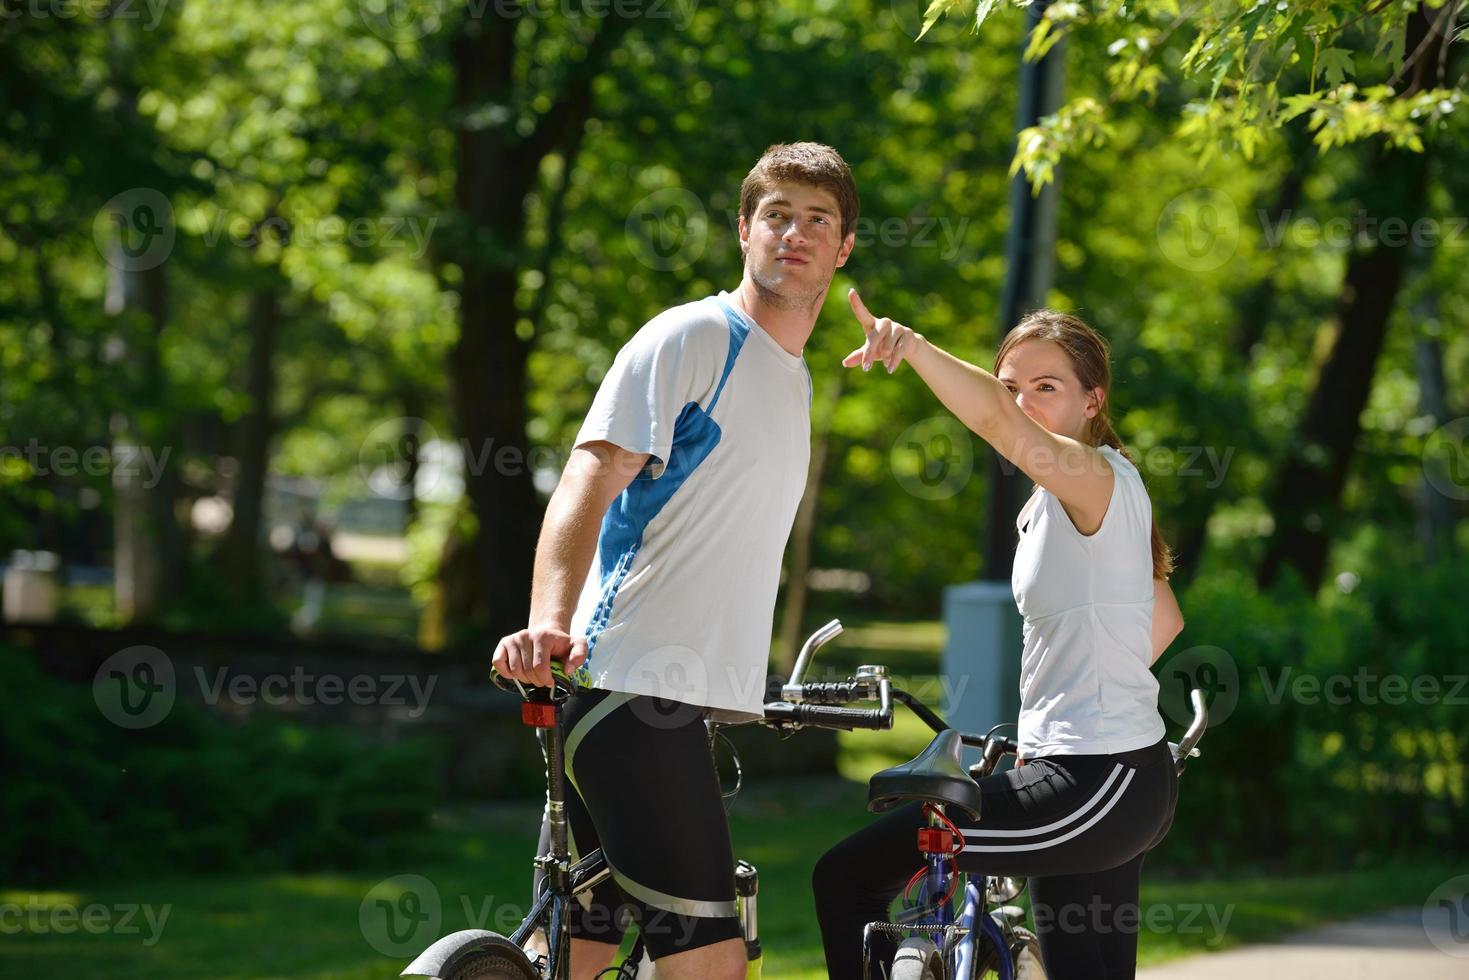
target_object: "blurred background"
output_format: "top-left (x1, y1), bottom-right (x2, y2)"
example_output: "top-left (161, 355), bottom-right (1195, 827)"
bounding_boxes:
top-left (2, 0), bottom-right (1467, 977)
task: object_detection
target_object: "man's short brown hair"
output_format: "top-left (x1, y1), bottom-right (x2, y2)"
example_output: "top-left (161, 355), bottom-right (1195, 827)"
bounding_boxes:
top-left (739, 142), bottom-right (859, 238)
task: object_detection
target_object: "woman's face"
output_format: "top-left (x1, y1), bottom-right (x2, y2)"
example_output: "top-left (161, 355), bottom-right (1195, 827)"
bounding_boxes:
top-left (997, 339), bottom-right (1103, 443)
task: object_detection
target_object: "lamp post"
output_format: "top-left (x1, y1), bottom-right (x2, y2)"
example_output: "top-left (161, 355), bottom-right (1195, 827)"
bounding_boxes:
top-left (943, 0), bottom-right (1064, 742)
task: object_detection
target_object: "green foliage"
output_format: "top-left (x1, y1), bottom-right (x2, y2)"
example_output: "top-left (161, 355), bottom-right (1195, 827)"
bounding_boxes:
top-left (1155, 548), bottom-right (1469, 868)
top-left (0, 648), bottom-right (442, 883)
top-left (924, 0), bottom-right (1469, 183)
top-left (5, 0), bottom-right (1465, 620)
top-left (156, 554), bottom-right (292, 633)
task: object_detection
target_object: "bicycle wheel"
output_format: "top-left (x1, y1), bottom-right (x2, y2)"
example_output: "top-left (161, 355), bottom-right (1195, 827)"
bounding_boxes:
top-left (973, 927), bottom-right (1046, 980)
top-left (890, 936), bottom-right (944, 980)
top-left (442, 936), bottom-right (540, 980)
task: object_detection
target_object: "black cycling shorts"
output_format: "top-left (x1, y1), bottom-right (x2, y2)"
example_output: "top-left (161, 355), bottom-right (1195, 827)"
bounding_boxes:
top-left (555, 686), bottom-right (743, 961)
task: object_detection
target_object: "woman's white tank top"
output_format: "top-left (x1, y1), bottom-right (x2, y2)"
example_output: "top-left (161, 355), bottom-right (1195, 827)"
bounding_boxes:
top-left (1010, 445), bottom-right (1167, 758)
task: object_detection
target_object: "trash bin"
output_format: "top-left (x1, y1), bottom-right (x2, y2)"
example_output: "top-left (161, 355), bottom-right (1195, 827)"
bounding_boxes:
top-left (942, 580), bottom-right (1022, 764)
top-left (4, 550), bottom-right (61, 623)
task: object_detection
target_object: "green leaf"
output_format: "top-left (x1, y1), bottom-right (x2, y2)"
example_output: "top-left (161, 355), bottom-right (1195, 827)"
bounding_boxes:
top-left (973, 0), bottom-right (1002, 33)
top-left (1318, 47), bottom-right (1354, 89)
top-left (1279, 92), bottom-right (1324, 124)
top-left (918, 0), bottom-right (966, 40)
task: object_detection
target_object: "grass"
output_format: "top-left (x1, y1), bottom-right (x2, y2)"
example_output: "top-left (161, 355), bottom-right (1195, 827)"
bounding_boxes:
top-left (3, 778), bottom-right (1461, 979)
top-left (7, 613), bottom-right (1464, 976)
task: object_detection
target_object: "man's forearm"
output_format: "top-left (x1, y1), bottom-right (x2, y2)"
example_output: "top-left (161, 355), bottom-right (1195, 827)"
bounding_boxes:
top-left (527, 479), bottom-right (609, 631)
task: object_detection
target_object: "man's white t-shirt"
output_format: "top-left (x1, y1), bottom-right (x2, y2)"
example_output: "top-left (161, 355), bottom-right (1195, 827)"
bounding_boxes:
top-left (569, 291), bottom-right (811, 720)
top-left (1010, 445), bottom-right (1167, 758)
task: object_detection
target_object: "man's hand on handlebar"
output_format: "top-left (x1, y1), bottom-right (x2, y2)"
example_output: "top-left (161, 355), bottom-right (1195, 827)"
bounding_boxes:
top-left (493, 625), bottom-right (588, 689)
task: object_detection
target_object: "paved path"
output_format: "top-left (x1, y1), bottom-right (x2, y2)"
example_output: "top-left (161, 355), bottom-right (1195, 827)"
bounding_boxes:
top-left (1137, 907), bottom-right (1467, 979)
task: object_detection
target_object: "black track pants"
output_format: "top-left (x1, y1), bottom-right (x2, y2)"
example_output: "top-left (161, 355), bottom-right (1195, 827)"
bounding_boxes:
top-left (813, 737), bottom-right (1178, 979)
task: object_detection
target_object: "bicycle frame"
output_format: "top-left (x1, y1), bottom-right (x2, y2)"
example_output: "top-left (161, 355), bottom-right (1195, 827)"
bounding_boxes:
top-left (860, 867), bottom-right (1019, 980)
top-left (402, 686), bottom-right (597, 980)
top-left (404, 678), bottom-right (763, 980)
top-left (409, 623), bottom-right (1205, 980)
top-left (530, 697), bottom-right (574, 980)
top-left (858, 805), bottom-right (1022, 980)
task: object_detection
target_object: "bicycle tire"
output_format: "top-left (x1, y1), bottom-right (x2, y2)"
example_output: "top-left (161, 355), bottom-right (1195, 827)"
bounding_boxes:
top-left (442, 939), bottom-right (541, 980)
top-left (890, 936), bottom-right (944, 980)
top-left (973, 927), bottom-right (1046, 980)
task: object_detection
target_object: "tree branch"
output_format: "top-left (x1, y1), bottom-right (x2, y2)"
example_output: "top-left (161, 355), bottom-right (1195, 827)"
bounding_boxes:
top-left (517, 12), bottom-right (635, 168)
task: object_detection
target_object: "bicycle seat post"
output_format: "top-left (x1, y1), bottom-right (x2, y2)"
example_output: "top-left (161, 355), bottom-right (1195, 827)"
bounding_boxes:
top-left (524, 690), bottom-right (572, 894)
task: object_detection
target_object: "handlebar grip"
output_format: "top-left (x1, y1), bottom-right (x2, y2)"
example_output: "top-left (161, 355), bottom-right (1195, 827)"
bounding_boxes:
top-left (791, 681), bottom-right (861, 705)
top-left (763, 702), bottom-right (892, 731)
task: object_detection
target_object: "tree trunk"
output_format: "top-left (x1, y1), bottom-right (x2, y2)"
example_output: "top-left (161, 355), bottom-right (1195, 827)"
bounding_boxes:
top-left (775, 373), bottom-right (844, 675)
top-left (104, 17), bottom-right (185, 624)
top-left (1255, 179), bottom-right (1426, 592)
top-left (109, 260), bottom-right (184, 623)
top-left (1255, 4), bottom-right (1445, 592)
top-left (218, 284), bottom-right (281, 602)
top-left (399, 391), bottom-right (426, 528)
top-left (441, 10), bottom-right (632, 641)
top-left (1415, 328), bottom-right (1458, 561)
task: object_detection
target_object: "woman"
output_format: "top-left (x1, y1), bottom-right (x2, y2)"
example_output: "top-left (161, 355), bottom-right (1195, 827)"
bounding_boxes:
top-left (813, 290), bottom-right (1187, 980)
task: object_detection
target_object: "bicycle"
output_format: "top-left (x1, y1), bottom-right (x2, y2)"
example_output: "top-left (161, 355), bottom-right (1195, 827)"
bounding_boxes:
top-left (398, 620), bottom-right (1206, 980)
top-left (769, 624), bottom-right (1209, 980)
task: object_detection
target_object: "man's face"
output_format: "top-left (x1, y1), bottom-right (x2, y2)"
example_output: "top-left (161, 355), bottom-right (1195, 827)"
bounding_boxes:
top-left (739, 181), bottom-right (856, 306)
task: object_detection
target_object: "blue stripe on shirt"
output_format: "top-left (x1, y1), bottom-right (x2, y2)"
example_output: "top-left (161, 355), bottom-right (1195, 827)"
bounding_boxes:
top-left (584, 301), bottom-right (752, 656)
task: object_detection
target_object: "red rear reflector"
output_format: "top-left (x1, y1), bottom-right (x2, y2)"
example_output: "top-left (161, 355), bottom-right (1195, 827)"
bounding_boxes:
top-left (522, 702), bottom-right (556, 728)
top-left (917, 828), bottom-right (954, 853)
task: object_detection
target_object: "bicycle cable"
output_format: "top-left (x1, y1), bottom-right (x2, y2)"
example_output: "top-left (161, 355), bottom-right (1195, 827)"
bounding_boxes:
top-left (982, 721), bottom-right (1019, 742)
top-left (713, 726), bottom-right (744, 809)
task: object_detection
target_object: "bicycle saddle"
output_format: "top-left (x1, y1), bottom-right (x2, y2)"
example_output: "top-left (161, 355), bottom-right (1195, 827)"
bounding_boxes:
top-left (867, 728), bottom-right (983, 821)
top-left (490, 668), bottom-right (580, 704)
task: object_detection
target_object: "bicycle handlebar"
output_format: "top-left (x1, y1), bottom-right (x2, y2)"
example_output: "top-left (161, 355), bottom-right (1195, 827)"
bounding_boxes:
top-left (761, 701), bottom-right (893, 731)
top-left (1171, 687), bottom-right (1209, 775)
top-left (488, 620), bottom-right (1208, 777)
top-left (766, 621), bottom-right (1210, 777)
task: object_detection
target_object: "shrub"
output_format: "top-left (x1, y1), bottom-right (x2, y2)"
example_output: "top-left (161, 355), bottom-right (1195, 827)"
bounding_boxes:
top-left (0, 648), bottom-right (442, 883)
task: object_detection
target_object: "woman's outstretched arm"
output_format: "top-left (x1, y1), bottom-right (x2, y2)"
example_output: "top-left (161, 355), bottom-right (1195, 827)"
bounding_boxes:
top-left (844, 288), bottom-right (1115, 535)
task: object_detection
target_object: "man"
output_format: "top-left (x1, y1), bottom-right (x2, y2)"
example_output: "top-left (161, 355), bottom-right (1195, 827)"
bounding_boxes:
top-left (492, 142), bottom-right (858, 980)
